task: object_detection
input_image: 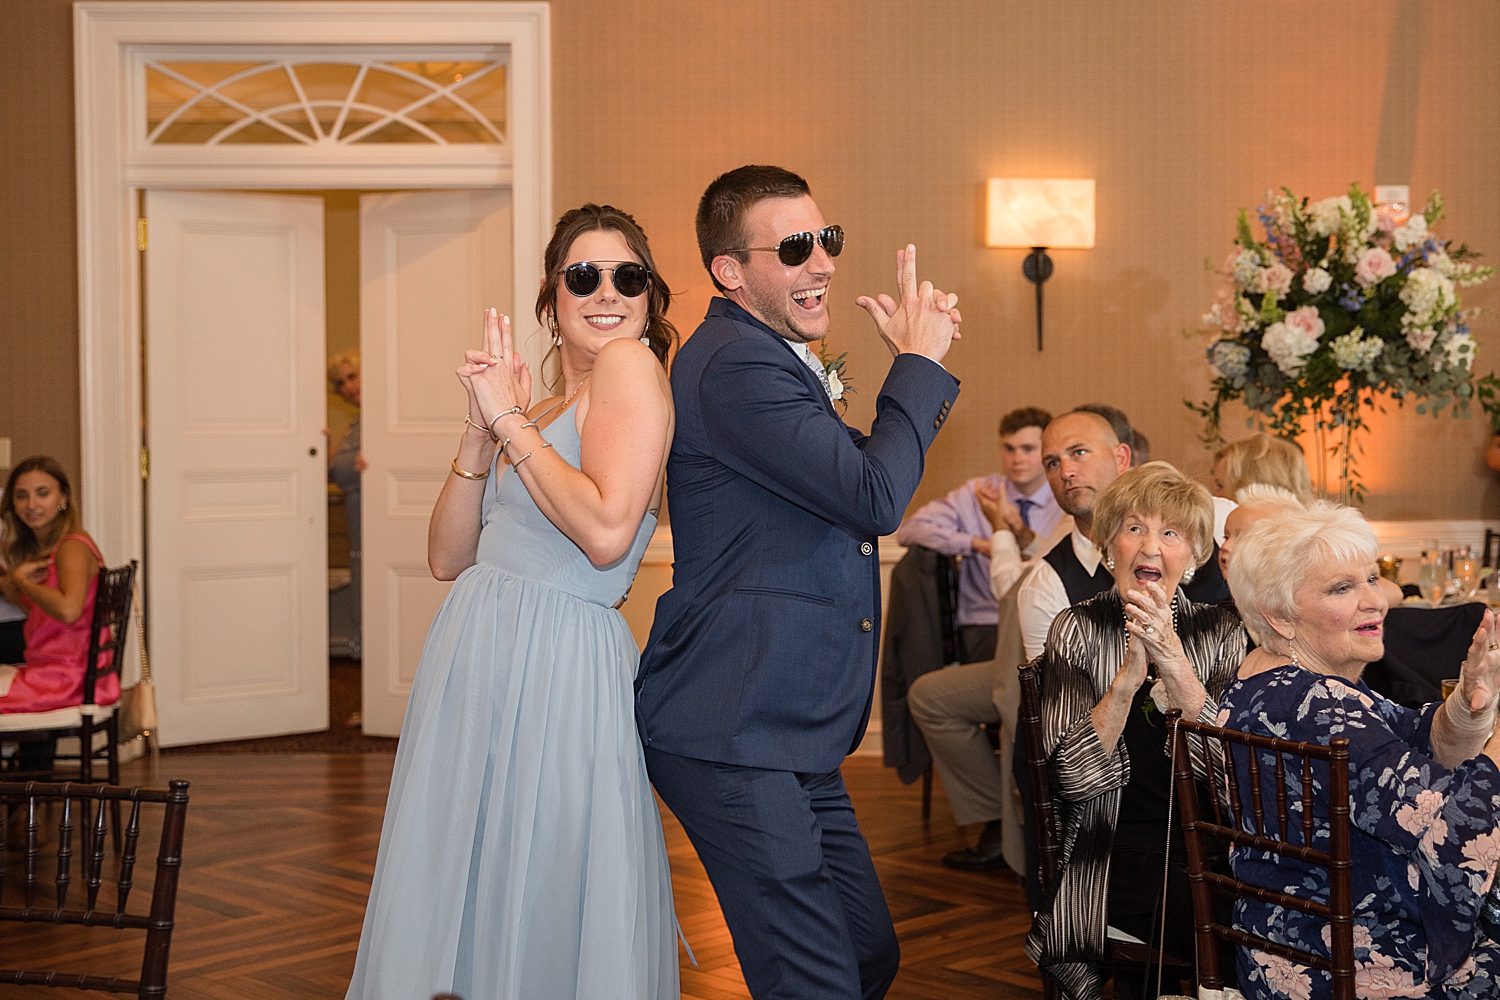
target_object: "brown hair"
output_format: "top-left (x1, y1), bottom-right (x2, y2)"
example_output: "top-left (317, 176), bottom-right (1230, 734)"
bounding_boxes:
top-left (696, 165), bottom-right (811, 293)
top-left (1091, 461), bottom-right (1216, 570)
top-left (999, 406), bottom-right (1052, 439)
top-left (1213, 433), bottom-right (1315, 504)
top-left (534, 204), bottom-right (678, 392)
top-left (2, 456), bottom-right (83, 570)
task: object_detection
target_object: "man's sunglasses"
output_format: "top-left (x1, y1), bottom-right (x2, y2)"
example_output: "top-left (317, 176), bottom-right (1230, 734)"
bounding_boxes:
top-left (726, 225), bottom-right (844, 267)
top-left (560, 261), bottom-right (652, 298)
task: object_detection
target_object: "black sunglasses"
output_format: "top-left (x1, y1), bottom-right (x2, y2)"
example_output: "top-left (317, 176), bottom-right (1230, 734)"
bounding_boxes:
top-left (560, 261), bottom-right (651, 298)
top-left (727, 225), bottom-right (844, 267)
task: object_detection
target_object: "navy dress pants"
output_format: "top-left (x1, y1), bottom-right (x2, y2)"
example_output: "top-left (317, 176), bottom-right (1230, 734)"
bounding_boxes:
top-left (645, 747), bottom-right (900, 1000)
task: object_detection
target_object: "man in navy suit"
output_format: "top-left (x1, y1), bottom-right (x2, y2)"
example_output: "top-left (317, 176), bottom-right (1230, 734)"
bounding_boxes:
top-left (636, 165), bottom-right (963, 999)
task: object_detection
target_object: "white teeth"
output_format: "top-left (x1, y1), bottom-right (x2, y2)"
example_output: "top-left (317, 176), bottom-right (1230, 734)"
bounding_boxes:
top-left (792, 287), bottom-right (827, 303)
top-left (586, 316), bottom-right (623, 328)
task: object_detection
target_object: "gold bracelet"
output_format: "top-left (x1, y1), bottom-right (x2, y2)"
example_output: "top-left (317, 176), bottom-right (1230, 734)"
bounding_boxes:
top-left (451, 458), bottom-right (489, 481)
top-left (464, 414), bottom-right (489, 435)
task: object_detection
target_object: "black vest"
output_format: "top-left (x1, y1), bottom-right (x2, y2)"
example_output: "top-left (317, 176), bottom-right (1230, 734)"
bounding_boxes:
top-left (1044, 535), bottom-right (1115, 606)
top-left (1045, 535), bottom-right (1232, 606)
top-left (1182, 542), bottom-right (1231, 605)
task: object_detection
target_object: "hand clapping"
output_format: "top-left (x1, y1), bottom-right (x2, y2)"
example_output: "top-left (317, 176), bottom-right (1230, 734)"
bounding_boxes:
top-left (456, 309), bottom-right (533, 434)
top-left (855, 245), bottom-right (962, 364)
top-left (1457, 608), bottom-right (1500, 716)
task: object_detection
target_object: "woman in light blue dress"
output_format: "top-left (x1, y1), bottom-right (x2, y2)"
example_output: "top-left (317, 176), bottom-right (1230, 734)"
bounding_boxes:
top-left (347, 205), bottom-right (680, 1000)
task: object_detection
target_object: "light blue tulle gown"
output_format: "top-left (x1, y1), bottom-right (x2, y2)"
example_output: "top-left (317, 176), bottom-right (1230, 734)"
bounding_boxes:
top-left (346, 401), bottom-right (678, 1000)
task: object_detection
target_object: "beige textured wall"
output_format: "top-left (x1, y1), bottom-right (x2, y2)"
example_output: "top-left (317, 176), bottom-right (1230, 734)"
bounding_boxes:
top-left (3, 0), bottom-right (1499, 520)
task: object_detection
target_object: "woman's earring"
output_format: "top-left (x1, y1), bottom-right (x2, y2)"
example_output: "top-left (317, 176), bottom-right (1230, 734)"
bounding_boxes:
top-left (640, 319), bottom-right (651, 346)
top-left (1103, 553), bottom-right (1115, 572)
top-left (548, 315), bottom-right (561, 348)
top-left (59, 501), bottom-right (67, 512)
top-left (1289, 640), bottom-right (1301, 667)
top-left (1181, 565), bottom-right (1196, 585)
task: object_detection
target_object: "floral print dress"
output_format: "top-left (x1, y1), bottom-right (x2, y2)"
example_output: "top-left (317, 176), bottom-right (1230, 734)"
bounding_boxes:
top-left (1216, 665), bottom-right (1500, 1000)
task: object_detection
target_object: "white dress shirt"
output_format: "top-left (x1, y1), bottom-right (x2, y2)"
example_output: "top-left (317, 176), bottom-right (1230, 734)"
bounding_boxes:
top-left (1016, 527), bottom-right (1105, 662)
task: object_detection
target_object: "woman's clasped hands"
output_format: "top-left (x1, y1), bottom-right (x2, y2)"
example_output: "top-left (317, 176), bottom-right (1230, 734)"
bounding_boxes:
top-left (457, 308), bottom-right (533, 439)
top-left (1121, 581), bottom-right (1203, 715)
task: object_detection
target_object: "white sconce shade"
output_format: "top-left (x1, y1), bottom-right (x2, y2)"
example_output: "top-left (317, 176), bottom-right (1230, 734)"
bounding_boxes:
top-left (986, 178), bottom-right (1096, 249)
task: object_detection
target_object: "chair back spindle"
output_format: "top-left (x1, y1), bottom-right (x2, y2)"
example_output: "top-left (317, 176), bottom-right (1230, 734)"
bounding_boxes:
top-left (1166, 711), bottom-right (1356, 1000)
top-left (0, 779), bottom-right (191, 998)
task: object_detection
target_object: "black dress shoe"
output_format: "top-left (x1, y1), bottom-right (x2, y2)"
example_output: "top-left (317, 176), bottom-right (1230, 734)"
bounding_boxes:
top-left (942, 819), bottom-right (1010, 872)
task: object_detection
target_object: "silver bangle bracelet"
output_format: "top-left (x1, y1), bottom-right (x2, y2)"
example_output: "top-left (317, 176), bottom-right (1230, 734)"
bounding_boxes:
top-left (487, 407), bottom-right (524, 440)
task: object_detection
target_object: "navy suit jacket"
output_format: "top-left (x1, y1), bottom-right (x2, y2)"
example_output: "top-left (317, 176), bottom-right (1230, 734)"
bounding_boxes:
top-left (636, 298), bottom-right (961, 773)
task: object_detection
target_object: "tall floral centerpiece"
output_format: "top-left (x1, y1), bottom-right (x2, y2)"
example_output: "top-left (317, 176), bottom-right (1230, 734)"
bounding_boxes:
top-left (1191, 185), bottom-right (1496, 503)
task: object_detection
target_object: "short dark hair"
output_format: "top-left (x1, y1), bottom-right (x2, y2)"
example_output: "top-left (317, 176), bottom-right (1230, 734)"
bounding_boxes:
top-left (1071, 403), bottom-right (1133, 450)
top-left (696, 165), bottom-right (811, 292)
top-left (999, 406), bottom-right (1052, 439)
top-left (1131, 430), bottom-right (1150, 466)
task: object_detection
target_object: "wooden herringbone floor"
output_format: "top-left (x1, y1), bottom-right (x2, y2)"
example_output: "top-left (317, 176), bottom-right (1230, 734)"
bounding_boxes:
top-left (3, 753), bottom-right (1043, 999)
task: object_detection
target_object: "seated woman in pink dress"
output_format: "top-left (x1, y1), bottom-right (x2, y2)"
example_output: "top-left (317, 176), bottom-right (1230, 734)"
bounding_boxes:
top-left (0, 456), bottom-right (115, 715)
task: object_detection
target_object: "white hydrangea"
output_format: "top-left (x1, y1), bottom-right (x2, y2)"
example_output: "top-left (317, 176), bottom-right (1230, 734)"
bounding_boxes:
top-left (1230, 250), bottom-right (1262, 290)
top-left (1302, 267), bottom-right (1333, 294)
top-left (1262, 320), bottom-right (1320, 377)
top-left (1330, 327), bottom-right (1382, 372)
top-left (1309, 196), bottom-right (1352, 238)
top-left (1208, 340), bottom-right (1252, 379)
top-left (1393, 213), bottom-right (1429, 252)
top-left (1441, 332), bottom-right (1478, 369)
top-left (1428, 250), bottom-right (1455, 277)
top-left (1399, 266), bottom-right (1456, 327)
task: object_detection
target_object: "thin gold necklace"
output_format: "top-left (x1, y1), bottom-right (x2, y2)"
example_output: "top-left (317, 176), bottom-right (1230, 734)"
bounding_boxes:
top-left (559, 373), bottom-right (591, 412)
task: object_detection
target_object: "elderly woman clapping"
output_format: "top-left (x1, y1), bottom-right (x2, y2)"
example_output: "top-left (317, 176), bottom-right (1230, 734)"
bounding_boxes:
top-left (1223, 502), bottom-right (1500, 1000)
top-left (1026, 462), bottom-right (1247, 999)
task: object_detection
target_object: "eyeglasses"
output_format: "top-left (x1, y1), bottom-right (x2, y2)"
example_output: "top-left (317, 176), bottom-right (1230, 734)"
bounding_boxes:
top-left (560, 261), bottom-right (651, 298)
top-left (726, 225), bottom-right (844, 267)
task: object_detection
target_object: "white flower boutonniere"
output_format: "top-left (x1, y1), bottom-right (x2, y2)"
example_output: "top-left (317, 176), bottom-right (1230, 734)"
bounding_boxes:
top-left (818, 345), bottom-right (855, 413)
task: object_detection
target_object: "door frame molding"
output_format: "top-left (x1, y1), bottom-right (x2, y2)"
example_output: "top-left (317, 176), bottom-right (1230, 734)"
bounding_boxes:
top-left (74, 2), bottom-right (551, 649)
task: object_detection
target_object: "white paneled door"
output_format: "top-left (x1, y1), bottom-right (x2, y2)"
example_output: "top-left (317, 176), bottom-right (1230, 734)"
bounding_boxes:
top-left (145, 190), bottom-right (329, 746)
top-left (360, 189), bottom-right (517, 735)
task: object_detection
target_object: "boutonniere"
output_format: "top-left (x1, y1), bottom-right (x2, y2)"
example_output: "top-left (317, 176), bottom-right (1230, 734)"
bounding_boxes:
top-left (818, 344), bottom-right (856, 413)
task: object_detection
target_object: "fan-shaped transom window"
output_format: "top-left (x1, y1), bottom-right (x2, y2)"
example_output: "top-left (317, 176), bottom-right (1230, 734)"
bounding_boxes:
top-left (144, 55), bottom-right (507, 146)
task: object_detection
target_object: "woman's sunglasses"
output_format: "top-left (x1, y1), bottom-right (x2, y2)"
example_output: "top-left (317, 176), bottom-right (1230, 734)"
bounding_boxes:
top-left (727, 225), bottom-right (844, 267)
top-left (560, 261), bottom-right (651, 298)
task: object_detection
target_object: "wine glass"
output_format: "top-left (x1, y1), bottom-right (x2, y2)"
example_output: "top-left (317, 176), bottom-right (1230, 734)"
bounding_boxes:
top-left (1418, 555), bottom-right (1452, 607)
top-left (1454, 546), bottom-right (1485, 602)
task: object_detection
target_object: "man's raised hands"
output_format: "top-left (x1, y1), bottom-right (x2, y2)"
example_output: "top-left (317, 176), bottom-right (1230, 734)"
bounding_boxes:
top-left (855, 245), bottom-right (962, 364)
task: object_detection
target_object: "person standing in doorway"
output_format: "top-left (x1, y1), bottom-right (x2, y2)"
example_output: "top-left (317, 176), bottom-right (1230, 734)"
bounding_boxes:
top-left (637, 165), bottom-right (964, 1000)
top-left (328, 351), bottom-right (366, 660)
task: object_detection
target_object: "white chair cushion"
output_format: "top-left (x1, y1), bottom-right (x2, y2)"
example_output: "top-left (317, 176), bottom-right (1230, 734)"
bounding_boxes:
top-left (0, 702), bottom-right (115, 732)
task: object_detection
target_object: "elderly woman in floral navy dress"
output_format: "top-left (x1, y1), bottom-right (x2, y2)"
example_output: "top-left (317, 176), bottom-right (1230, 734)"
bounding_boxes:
top-left (1222, 501), bottom-right (1500, 1000)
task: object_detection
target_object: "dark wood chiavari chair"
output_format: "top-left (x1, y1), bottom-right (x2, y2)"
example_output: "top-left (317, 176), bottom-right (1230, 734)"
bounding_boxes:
top-left (0, 779), bottom-right (190, 998)
top-left (1165, 711), bottom-right (1355, 1000)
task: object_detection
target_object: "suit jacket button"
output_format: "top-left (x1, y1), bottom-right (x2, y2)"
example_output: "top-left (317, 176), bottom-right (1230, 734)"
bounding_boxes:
top-left (861, 542), bottom-right (873, 556)
top-left (860, 618), bottom-right (873, 632)
top-left (933, 418), bottom-right (942, 429)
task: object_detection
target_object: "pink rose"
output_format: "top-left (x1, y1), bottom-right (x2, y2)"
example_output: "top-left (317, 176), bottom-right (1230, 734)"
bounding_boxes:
top-left (1356, 247), bottom-right (1398, 288)
top-left (1257, 263), bottom-right (1294, 299)
top-left (1283, 304), bottom-right (1326, 343)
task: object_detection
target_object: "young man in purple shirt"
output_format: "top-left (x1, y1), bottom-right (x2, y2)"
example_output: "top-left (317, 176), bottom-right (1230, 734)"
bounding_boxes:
top-left (894, 406), bottom-right (1061, 664)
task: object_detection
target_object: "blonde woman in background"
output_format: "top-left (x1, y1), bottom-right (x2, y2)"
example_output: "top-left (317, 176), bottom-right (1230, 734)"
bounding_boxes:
top-left (328, 350), bottom-right (366, 659)
top-left (1212, 432), bottom-right (1315, 505)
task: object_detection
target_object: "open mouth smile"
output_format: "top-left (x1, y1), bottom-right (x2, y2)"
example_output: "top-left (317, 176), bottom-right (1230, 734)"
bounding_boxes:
top-left (791, 287), bottom-right (827, 310)
top-left (1354, 621), bottom-right (1383, 637)
top-left (584, 315), bottom-right (625, 330)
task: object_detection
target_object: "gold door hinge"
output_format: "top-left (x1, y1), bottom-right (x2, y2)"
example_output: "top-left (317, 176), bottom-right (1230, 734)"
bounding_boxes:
top-left (137, 218), bottom-right (148, 251)
top-left (140, 447), bottom-right (150, 480)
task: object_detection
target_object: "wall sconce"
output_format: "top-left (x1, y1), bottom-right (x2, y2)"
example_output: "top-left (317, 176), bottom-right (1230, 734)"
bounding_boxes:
top-left (986, 178), bottom-right (1095, 350)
